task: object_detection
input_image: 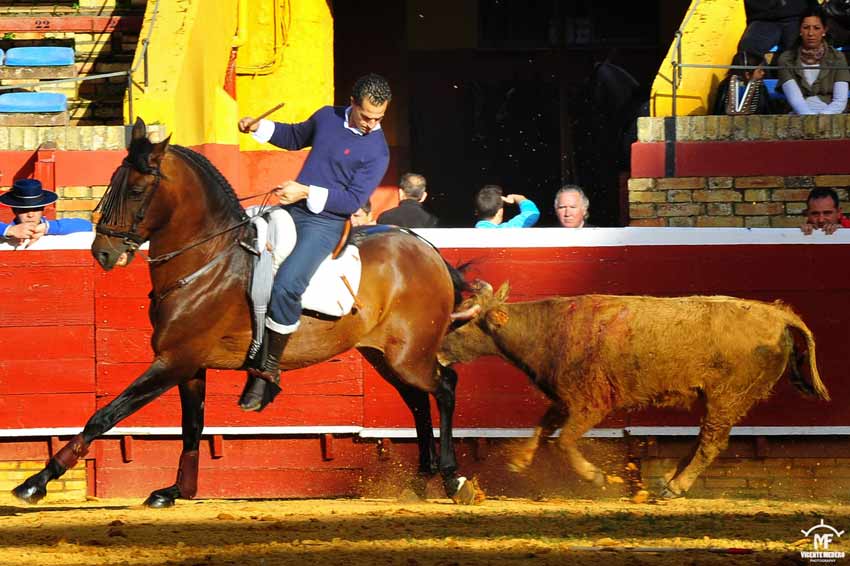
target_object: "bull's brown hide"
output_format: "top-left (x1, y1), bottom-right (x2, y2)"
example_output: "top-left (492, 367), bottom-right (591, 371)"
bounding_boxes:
top-left (440, 282), bottom-right (830, 498)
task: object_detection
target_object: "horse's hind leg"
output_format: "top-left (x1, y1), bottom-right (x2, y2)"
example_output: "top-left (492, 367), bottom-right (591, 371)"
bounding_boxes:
top-left (433, 365), bottom-right (484, 504)
top-left (144, 369), bottom-right (206, 508)
top-left (359, 348), bottom-right (437, 499)
top-left (12, 359), bottom-right (188, 504)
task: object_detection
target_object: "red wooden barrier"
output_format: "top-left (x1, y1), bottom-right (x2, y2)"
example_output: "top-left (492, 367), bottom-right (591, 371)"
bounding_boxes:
top-left (0, 228), bottom-right (847, 497)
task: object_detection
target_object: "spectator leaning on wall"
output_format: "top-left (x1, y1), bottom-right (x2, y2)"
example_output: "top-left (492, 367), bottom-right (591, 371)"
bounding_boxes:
top-left (0, 179), bottom-right (92, 247)
top-left (800, 186), bottom-right (850, 235)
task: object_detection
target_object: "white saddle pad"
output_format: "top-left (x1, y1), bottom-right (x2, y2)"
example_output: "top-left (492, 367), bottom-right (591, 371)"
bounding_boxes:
top-left (249, 206), bottom-right (362, 317)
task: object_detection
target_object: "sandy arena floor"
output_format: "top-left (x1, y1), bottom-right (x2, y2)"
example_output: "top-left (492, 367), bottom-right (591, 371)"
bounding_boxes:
top-left (0, 494), bottom-right (847, 566)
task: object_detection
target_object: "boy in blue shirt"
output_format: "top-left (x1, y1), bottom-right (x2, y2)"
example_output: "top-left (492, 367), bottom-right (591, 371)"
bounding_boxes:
top-left (0, 179), bottom-right (92, 246)
top-left (474, 185), bottom-right (539, 228)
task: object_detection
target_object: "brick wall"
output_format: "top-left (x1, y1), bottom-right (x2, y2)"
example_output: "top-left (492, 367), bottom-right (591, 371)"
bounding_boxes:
top-left (0, 124), bottom-right (166, 221)
top-left (630, 115), bottom-right (850, 227)
top-left (628, 175), bottom-right (850, 228)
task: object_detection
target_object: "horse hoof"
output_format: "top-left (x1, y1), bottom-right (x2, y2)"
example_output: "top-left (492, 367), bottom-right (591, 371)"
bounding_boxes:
top-left (143, 492), bottom-right (176, 508)
top-left (12, 482), bottom-right (46, 505)
top-left (450, 477), bottom-right (486, 505)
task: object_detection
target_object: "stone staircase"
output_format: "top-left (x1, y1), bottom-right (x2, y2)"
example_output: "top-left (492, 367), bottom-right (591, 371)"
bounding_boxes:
top-left (0, 0), bottom-right (146, 125)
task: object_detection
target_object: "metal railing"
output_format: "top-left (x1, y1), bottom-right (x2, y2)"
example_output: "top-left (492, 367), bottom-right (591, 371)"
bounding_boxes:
top-left (669, 0), bottom-right (850, 116)
top-left (0, 0), bottom-right (161, 125)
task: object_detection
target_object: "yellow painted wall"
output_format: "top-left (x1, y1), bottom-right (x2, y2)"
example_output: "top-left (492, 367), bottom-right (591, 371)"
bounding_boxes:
top-left (650, 0), bottom-right (746, 117)
top-left (126, 0), bottom-right (333, 149)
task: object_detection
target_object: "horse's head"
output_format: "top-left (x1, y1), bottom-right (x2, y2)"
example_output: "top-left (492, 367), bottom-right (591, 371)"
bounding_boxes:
top-left (92, 117), bottom-right (171, 270)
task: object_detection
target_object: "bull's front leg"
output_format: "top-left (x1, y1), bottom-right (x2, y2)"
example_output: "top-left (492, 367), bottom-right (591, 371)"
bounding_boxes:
top-left (554, 405), bottom-right (607, 487)
top-left (506, 402), bottom-right (568, 473)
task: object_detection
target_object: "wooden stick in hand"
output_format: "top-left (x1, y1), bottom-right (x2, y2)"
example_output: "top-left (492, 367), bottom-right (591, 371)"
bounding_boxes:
top-left (243, 102), bottom-right (286, 131)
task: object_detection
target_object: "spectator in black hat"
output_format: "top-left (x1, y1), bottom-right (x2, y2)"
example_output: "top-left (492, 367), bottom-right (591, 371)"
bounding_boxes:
top-left (0, 179), bottom-right (92, 247)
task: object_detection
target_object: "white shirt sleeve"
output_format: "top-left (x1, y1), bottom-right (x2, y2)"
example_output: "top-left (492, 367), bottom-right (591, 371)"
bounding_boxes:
top-left (782, 79), bottom-right (816, 114)
top-left (305, 185), bottom-right (329, 214)
top-left (251, 119), bottom-right (275, 143)
top-left (824, 81), bottom-right (849, 114)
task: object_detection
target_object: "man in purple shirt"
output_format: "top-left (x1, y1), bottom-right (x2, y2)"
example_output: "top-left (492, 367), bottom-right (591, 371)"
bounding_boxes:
top-left (236, 73), bottom-right (391, 411)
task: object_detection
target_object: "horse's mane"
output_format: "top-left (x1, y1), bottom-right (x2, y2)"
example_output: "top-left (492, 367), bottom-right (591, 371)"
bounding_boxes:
top-left (169, 145), bottom-right (248, 222)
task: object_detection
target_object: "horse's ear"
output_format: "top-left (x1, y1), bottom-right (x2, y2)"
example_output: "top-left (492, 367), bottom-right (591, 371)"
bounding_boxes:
top-left (149, 134), bottom-right (171, 169)
top-left (495, 281), bottom-right (511, 302)
top-left (131, 117), bottom-right (147, 141)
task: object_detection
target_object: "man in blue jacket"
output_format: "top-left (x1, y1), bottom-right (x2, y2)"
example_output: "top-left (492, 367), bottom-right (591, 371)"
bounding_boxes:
top-left (474, 185), bottom-right (539, 228)
top-left (236, 73), bottom-right (391, 411)
top-left (0, 178), bottom-right (92, 246)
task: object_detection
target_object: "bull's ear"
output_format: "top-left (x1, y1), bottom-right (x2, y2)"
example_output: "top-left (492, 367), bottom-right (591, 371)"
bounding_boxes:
top-left (485, 307), bottom-right (509, 329)
top-left (149, 134), bottom-right (172, 169)
top-left (495, 281), bottom-right (511, 302)
top-left (131, 117), bottom-right (146, 141)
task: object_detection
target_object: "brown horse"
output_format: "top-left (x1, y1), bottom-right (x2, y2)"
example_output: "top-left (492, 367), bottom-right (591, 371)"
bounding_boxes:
top-left (12, 118), bottom-right (484, 507)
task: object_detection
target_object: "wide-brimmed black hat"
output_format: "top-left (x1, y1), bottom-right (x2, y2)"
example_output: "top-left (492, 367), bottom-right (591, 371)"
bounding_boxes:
top-left (0, 179), bottom-right (58, 209)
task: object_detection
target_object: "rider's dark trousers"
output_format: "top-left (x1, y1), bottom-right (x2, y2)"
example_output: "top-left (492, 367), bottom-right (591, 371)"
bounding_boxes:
top-left (267, 205), bottom-right (346, 333)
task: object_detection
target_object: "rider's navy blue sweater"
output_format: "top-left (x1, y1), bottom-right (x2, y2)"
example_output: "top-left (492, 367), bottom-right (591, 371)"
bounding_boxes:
top-left (267, 105), bottom-right (389, 219)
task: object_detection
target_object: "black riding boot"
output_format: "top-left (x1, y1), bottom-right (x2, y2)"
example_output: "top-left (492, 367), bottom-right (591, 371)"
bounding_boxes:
top-left (238, 330), bottom-right (290, 412)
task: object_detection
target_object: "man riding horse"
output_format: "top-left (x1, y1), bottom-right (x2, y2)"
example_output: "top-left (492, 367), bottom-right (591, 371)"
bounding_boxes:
top-left (237, 73), bottom-right (392, 412)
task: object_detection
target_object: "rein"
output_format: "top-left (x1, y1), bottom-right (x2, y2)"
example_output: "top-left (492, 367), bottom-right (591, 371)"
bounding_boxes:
top-left (148, 190), bottom-right (277, 264)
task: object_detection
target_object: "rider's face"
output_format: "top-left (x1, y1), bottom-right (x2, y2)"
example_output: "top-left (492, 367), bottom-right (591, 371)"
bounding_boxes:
top-left (349, 97), bottom-right (388, 135)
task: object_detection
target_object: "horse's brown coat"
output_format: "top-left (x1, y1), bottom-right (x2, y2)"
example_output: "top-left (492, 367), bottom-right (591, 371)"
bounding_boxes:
top-left (440, 282), bottom-right (830, 496)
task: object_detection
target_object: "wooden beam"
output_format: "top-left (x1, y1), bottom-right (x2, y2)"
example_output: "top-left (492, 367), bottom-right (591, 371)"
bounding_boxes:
top-left (0, 16), bottom-right (142, 33)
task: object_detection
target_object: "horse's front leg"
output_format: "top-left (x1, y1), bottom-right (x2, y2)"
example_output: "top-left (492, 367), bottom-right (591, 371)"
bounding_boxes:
top-left (12, 358), bottom-right (189, 504)
top-left (144, 369), bottom-right (206, 508)
top-left (433, 365), bottom-right (485, 505)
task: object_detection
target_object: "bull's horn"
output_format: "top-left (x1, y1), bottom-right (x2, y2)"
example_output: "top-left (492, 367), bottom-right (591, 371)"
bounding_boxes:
top-left (451, 304), bottom-right (481, 322)
top-left (471, 280), bottom-right (493, 294)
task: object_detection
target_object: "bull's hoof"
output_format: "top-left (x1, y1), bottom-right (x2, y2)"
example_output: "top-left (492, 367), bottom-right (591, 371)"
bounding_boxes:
top-left (143, 485), bottom-right (181, 508)
top-left (590, 470), bottom-right (606, 487)
top-left (450, 477), bottom-right (486, 505)
top-left (659, 484), bottom-right (685, 500)
top-left (12, 482), bottom-right (46, 505)
top-left (506, 460), bottom-right (530, 474)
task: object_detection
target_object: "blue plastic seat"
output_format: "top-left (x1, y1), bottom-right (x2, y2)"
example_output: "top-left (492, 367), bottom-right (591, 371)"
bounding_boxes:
top-left (0, 92), bottom-right (67, 113)
top-left (0, 49), bottom-right (4, 64)
top-left (4, 47), bottom-right (74, 67)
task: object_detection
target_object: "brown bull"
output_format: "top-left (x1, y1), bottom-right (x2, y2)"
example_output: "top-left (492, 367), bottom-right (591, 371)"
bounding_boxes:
top-left (439, 282), bottom-right (830, 498)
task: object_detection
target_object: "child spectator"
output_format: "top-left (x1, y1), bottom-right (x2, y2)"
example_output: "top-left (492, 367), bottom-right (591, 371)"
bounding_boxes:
top-left (713, 51), bottom-right (775, 115)
top-left (0, 179), bottom-right (92, 247)
top-left (474, 185), bottom-right (539, 228)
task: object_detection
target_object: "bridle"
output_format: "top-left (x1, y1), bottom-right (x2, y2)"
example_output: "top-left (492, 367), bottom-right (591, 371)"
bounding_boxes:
top-left (94, 157), bottom-right (273, 266)
top-left (95, 159), bottom-right (163, 254)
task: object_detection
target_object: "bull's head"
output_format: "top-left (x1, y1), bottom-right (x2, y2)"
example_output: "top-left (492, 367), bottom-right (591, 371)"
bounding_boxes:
top-left (438, 280), bottom-right (512, 366)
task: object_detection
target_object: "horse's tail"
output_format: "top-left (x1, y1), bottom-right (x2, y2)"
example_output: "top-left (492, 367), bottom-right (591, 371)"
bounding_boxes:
top-left (444, 260), bottom-right (474, 308)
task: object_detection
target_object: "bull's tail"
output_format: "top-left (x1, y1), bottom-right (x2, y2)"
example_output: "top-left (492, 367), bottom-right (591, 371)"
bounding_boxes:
top-left (782, 311), bottom-right (830, 401)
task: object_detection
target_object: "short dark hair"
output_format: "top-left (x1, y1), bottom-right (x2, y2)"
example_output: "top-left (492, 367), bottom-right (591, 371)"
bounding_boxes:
top-left (399, 173), bottom-right (427, 200)
top-left (807, 187), bottom-right (840, 209)
top-left (475, 185), bottom-right (504, 219)
top-left (729, 50), bottom-right (766, 79)
top-left (352, 73), bottom-right (392, 106)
